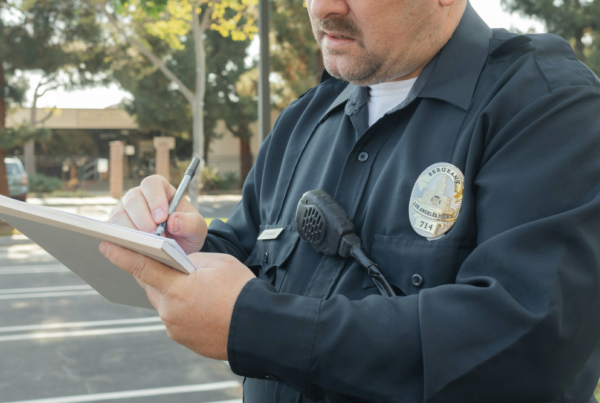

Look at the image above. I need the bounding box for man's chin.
[324,64,381,86]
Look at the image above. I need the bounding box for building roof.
[7,108,138,130]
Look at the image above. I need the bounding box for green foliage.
[29,173,62,193]
[35,129,99,156]
[115,0,258,50]
[170,161,239,191]
[117,0,169,16]
[113,35,194,143]
[113,16,257,158]
[5,0,112,91]
[201,166,239,191]
[204,28,257,143]
[502,0,600,75]
[270,0,322,109]
[0,0,111,149]
[0,125,51,149]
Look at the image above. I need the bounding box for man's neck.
[386,0,467,84]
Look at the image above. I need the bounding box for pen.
[155,157,201,237]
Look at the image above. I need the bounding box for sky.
[25,0,546,110]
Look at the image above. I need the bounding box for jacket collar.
[322,1,492,118]
[417,1,492,110]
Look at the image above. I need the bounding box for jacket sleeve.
[200,129,275,264]
[226,86,600,403]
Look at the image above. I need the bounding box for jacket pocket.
[244,225,301,289]
[362,234,476,296]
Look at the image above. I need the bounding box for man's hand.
[99,242,256,360]
[108,175,208,254]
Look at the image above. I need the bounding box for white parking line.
[0,267,71,276]
[0,324,167,342]
[0,266,70,275]
[0,290,98,300]
[0,317,162,333]
[2,382,241,403]
[0,285,92,295]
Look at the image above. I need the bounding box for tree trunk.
[574,28,585,61]
[188,6,210,207]
[0,61,9,197]
[24,89,39,176]
[204,135,210,164]
[102,4,212,205]
[240,136,252,185]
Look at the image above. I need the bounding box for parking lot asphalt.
[0,197,243,403]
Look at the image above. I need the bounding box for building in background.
[5,107,269,195]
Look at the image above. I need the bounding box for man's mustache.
[315,18,362,39]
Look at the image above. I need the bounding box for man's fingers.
[167,211,207,238]
[187,252,239,270]
[121,187,157,233]
[99,242,183,294]
[108,202,137,230]
[140,175,176,224]
[145,285,162,310]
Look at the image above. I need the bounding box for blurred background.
[1,0,596,202]
[0,0,599,402]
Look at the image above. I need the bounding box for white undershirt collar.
[367,78,418,127]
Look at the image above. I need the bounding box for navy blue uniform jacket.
[201,3,600,402]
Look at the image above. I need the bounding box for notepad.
[0,195,196,310]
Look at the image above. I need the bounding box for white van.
[4,157,28,201]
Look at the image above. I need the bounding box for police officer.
[101,0,600,401]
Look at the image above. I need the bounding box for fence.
[27,155,149,196]
[22,154,252,197]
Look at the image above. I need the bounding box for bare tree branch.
[37,84,60,99]
[99,4,196,104]
[225,122,240,137]
[37,107,57,125]
[200,5,212,31]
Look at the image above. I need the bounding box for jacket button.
[264,252,269,264]
[411,274,424,288]
[265,374,279,381]
[358,152,369,162]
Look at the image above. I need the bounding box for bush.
[201,166,239,191]
[29,174,62,193]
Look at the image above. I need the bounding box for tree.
[112,34,195,145]
[23,74,61,175]
[110,14,257,184]
[204,29,257,183]
[96,0,257,208]
[0,0,110,196]
[270,0,323,109]
[502,0,600,74]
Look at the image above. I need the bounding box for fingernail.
[173,217,182,233]
[154,208,165,221]
[100,243,108,255]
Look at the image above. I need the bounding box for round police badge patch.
[409,163,464,239]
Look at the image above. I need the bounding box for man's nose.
[308,0,350,20]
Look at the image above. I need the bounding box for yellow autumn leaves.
[123,0,258,50]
